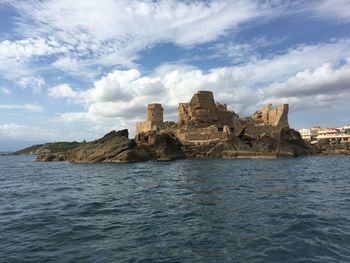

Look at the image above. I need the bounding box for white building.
[298,128,320,141]
[316,128,350,143]
[338,124,350,134]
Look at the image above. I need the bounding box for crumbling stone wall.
[176,126,229,142]
[136,121,155,134]
[252,103,289,128]
[178,91,239,128]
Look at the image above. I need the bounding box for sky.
[0,0,350,150]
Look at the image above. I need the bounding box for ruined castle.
[136,91,289,143]
[251,103,289,128]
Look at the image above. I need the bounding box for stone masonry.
[136,103,164,134]
[178,91,239,128]
[251,103,289,128]
[135,91,290,144]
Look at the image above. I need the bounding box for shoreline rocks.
[32,126,322,163]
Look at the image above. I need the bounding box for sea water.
[1,155,349,262]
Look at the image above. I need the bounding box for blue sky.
[0,0,350,150]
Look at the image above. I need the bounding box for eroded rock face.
[36,130,133,163]
[36,124,311,163]
[36,125,310,163]
[37,129,186,163]
[66,130,132,163]
[136,131,186,160]
[308,140,350,155]
[178,91,240,128]
[188,127,308,158]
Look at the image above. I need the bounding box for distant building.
[298,125,350,143]
[317,128,339,137]
[316,128,350,143]
[338,125,350,134]
[298,127,320,141]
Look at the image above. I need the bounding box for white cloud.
[0,104,44,112]
[0,38,64,89]
[0,122,62,141]
[51,56,78,71]
[17,76,46,93]
[0,123,27,138]
[5,0,277,73]
[312,0,350,22]
[0,87,11,95]
[0,24,64,85]
[50,39,350,132]
[0,0,348,92]
[0,38,65,60]
[85,69,141,102]
[261,62,350,109]
[0,121,114,142]
[48,83,79,99]
[59,112,96,122]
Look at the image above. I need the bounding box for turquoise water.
[1,155,350,262]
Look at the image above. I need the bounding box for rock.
[35,126,312,163]
[37,152,67,162]
[112,148,151,163]
[276,127,309,156]
[308,141,350,155]
[36,129,187,163]
[65,130,131,163]
[136,131,186,160]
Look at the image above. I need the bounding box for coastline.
[9,129,349,164]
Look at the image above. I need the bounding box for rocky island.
[28,90,316,163]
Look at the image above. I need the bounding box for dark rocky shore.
[14,128,349,163]
[31,127,306,163]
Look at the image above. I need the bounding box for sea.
[0,155,349,263]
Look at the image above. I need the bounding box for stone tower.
[136,103,164,134]
[147,103,163,124]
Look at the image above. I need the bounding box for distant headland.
[14,90,350,162]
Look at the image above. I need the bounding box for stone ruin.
[251,103,289,128]
[136,103,164,134]
[136,90,290,143]
[178,91,240,128]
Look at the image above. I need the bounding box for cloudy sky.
[0,0,350,149]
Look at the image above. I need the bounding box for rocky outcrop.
[32,89,319,163]
[135,131,186,160]
[36,129,186,163]
[307,140,350,155]
[13,144,43,155]
[179,127,309,159]
[34,126,350,163]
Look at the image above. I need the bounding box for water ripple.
[0,155,350,262]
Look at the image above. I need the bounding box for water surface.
[1,155,350,262]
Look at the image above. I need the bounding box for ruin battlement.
[178,90,240,128]
[251,103,289,128]
[136,91,290,143]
